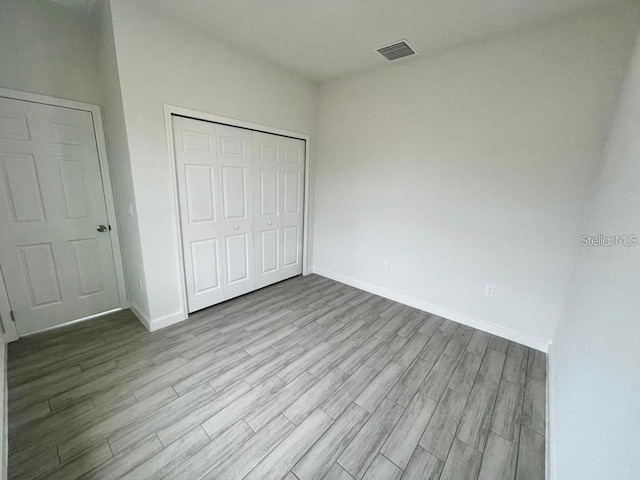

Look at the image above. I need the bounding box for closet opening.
[167,110,309,314]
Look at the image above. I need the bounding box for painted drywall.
[0,0,101,105]
[549,28,640,480]
[94,0,149,320]
[107,0,319,326]
[313,4,640,346]
[0,333,5,480]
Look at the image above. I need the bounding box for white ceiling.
[55,0,629,81]
[140,0,628,83]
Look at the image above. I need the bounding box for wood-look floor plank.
[439,438,482,480]
[475,350,506,391]
[466,330,491,357]
[380,392,437,469]
[366,335,408,371]
[527,349,546,382]
[522,377,546,436]
[456,383,497,453]
[293,403,369,480]
[448,351,483,396]
[156,379,251,446]
[201,375,285,438]
[339,337,384,374]
[419,354,459,401]
[80,433,163,480]
[41,440,112,480]
[490,380,524,444]
[393,333,430,368]
[401,446,444,480]
[503,343,528,386]
[516,427,545,480]
[108,383,215,454]
[321,364,379,419]
[324,463,357,480]
[7,275,546,480]
[477,432,518,480]
[244,409,333,480]
[418,330,452,367]
[488,335,509,354]
[419,388,467,460]
[417,315,444,338]
[119,427,210,480]
[337,399,404,479]
[8,444,59,480]
[387,358,433,408]
[162,420,254,480]
[362,454,402,480]
[244,372,318,431]
[284,368,350,425]
[57,387,177,462]
[205,415,295,480]
[308,340,359,378]
[355,361,405,413]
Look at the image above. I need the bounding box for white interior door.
[173,116,224,312]
[253,132,305,287]
[218,124,256,300]
[0,97,120,334]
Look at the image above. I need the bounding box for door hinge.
[10,310,15,322]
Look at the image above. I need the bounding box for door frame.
[0,87,129,341]
[164,104,312,317]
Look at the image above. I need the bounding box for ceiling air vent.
[376,40,417,61]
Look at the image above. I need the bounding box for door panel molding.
[0,87,129,341]
[165,105,310,322]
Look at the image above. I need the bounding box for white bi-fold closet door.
[173,116,305,313]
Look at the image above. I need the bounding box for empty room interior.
[1,0,640,479]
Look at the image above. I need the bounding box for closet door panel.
[253,132,283,287]
[280,136,305,278]
[173,117,224,312]
[218,124,255,300]
[253,132,304,288]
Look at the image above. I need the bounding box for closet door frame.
[164,105,311,318]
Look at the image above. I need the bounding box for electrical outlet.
[138,278,144,291]
[379,259,389,270]
[484,284,496,297]
[128,203,134,217]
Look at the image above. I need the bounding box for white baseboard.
[147,311,188,332]
[312,266,551,353]
[130,305,187,332]
[129,304,151,330]
[546,345,556,480]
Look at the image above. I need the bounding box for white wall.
[313,4,639,348]
[94,0,149,319]
[108,0,319,327]
[549,28,640,480]
[0,0,101,105]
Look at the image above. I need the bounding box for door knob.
[97,225,108,232]
[268,221,273,226]
[234,225,239,230]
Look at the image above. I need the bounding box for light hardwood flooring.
[7,274,546,480]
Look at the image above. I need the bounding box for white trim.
[0,265,18,343]
[130,303,185,332]
[130,304,151,330]
[0,87,130,340]
[312,266,551,352]
[546,345,556,480]
[163,104,312,322]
